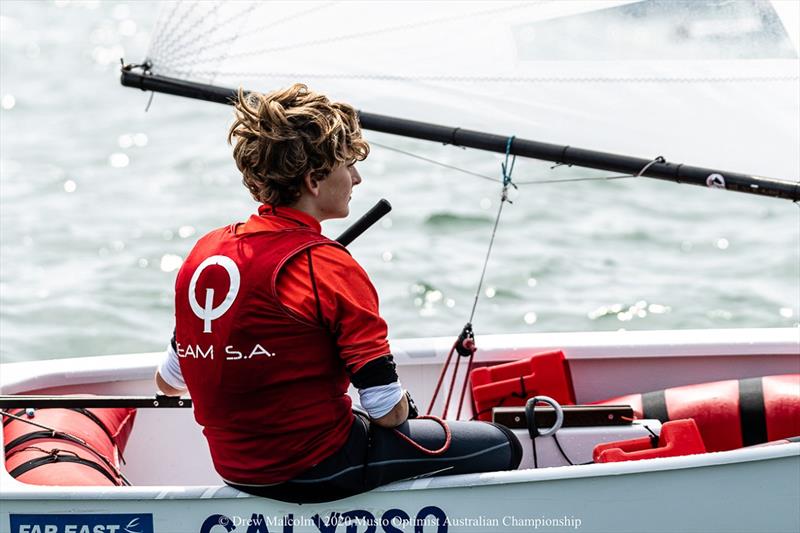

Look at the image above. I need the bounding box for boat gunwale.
[0,442,797,500]
[1,327,797,394]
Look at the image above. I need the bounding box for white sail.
[145,0,800,179]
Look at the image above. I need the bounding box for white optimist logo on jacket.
[188,255,240,333]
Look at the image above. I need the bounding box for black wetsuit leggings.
[227,414,523,503]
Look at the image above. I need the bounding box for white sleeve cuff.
[358,381,404,419]
[157,340,186,390]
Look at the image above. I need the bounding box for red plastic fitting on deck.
[593,418,706,463]
[469,350,576,421]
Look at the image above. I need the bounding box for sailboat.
[2,1,799,532]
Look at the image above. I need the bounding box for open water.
[1,1,798,363]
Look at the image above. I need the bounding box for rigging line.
[468,194,508,322]
[515,175,637,185]
[178,1,541,65]
[153,1,225,68]
[440,137,517,419]
[518,156,663,184]
[151,68,800,85]
[162,1,340,70]
[469,186,507,324]
[371,140,643,186]
[467,136,516,324]
[144,91,155,112]
[370,141,501,183]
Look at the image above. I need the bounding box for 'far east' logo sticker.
[9,513,154,533]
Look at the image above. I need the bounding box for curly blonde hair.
[228,83,369,206]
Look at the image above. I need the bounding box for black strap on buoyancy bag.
[3,408,116,445]
[739,377,768,447]
[7,447,120,485]
[638,378,769,447]
[67,408,118,446]
[641,390,669,422]
[1,409,130,485]
[4,429,94,455]
[2,409,27,426]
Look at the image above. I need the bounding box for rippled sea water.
[1,1,798,363]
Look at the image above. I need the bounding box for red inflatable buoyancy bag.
[3,407,136,486]
[595,374,800,452]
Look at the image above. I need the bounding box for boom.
[120,65,800,202]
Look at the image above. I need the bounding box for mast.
[120,65,800,202]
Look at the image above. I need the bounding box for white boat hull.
[3,446,798,533]
[1,328,798,533]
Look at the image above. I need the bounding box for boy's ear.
[302,172,320,197]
